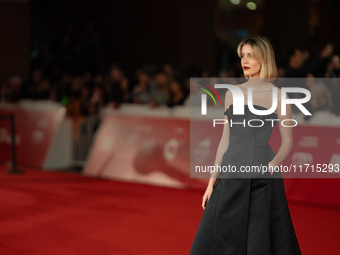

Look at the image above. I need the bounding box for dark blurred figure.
[132,72,151,104]
[284,47,307,77]
[31,43,57,80]
[285,43,334,78]
[106,65,123,108]
[325,55,340,78]
[216,33,237,77]
[1,75,24,103]
[79,86,91,116]
[162,63,182,83]
[167,81,186,108]
[34,79,52,100]
[29,69,52,100]
[327,57,340,115]
[89,75,105,114]
[82,71,94,89]
[283,44,335,114]
[28,68,43,98]
[120,77,132,103]
[150,72,170,107]
[55,72,73,105]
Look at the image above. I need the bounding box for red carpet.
[0,166,339,255]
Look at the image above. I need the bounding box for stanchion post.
[6,114,23,174]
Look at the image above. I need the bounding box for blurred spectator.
[106,66,123,108]
[1,75,24,103]
[79,86,91,116]
[132,72,151,104]
[120,77,132,103]
[285,47,306,77]
[34,79,51,100]
[150,72,170,107]
[89,76,105,114]
[162,64,182,83]
[325,55,340,78]
[285,44,334,78]
[66,90,82,120]
[4,19,340,122]
[305,79,332,115]
[29,69,52,100]
[28,68,43,97]
[57,73,73,105]
[167,81,186,108]
[83,71,93,89]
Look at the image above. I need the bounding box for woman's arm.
[206,119,230,187]
[202,90,231,209]
[268,90,293,174]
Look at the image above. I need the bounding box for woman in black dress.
[189,36,302,255]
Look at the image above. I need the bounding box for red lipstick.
[243,66,250,70]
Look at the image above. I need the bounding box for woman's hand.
[268,160,279,175]
[202,186,213,210]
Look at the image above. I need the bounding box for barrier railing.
[72,115,101,167]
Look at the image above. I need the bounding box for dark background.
[0,0,339,80]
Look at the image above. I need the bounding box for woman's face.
[240,44,261,78]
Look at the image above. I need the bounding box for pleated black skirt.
[189,172,301,255]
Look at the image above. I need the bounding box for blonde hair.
[237,36,277,79]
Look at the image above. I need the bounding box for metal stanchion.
[0,114,24,174]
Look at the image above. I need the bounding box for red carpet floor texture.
[0,167,339,255]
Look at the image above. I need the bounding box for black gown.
[189,104,301,255]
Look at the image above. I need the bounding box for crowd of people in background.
[1,23,340,120]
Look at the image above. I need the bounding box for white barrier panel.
[84,113,206,189]
[85,105,340,207]
[0,100,72,169]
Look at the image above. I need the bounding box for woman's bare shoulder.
[237,82,248,88]
[224,89,233,109]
